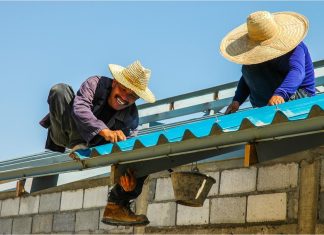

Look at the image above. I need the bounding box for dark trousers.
[108,176,147,205]
[47,83,84,149]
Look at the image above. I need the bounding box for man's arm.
[272,45,306,102]
[72,76,125,143]
[225,76,250,114]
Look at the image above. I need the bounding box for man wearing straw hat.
[220,11,316,114]
[40,60,155,226]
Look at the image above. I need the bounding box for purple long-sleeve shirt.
[72,76,139,145]
[233,42,315,107]
[72,76,109,142]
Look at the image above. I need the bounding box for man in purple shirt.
[219,11,315,114]
[40,60,155,226]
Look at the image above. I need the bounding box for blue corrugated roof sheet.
[74,94,324,159]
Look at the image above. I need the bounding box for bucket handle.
[195,178,207,199]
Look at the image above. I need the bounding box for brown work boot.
[101,202,149,226]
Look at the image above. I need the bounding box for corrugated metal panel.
[73,93,324,159]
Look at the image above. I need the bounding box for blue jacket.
[233,42,315,107]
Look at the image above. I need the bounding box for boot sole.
[101,218,150,226]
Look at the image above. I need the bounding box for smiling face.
[108,80,140,110]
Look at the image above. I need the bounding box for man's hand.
[119,169,137,192]
[99,128,126,143]
[268,95,285,106]
[225,101,240,114]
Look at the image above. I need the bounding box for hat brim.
[220,12,309,65]
[109,64,156,103]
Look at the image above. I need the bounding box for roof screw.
[275,104,280,111]
[215,115,219,123]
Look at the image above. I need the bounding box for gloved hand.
[119,169,137,192]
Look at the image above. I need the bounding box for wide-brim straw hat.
[109,60,156,103]
[220,11,309,65]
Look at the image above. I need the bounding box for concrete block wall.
[146,162,299,229]
[0,185,133,234]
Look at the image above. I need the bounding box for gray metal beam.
[314,60,324,68]
[316,76,324,86]
[139,97,232,124]
[0,151,63,166]
[137,82,238,109]
[0,153,71,172]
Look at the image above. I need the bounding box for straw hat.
[220,11,309,65]
[108,60,156,103]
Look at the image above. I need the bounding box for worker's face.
[108,80,139,110]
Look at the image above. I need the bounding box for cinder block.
[135,178,157,216]
[75,210,99,232]
[258,163,298,191]
[32,214,53,234]
[287,191,298,220]
[53,212,75,232]
[83,186,108,208]
[247,193,287,222]
[60,189,83,211]
[320,159,324,190]
[177,200,209,225]
[210,197,246,224]
[12,217,32,234]
[19,195,40,215]
[99,208,133,233]
[0,218,12,234]
[154,177,174,201]
[220,167,257,195]
[39,192,61,213]
[1,198,20,217]
[146,178,157,203]
[207,172,220,196]
[319,192,324,221]
[147,202,176,227]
